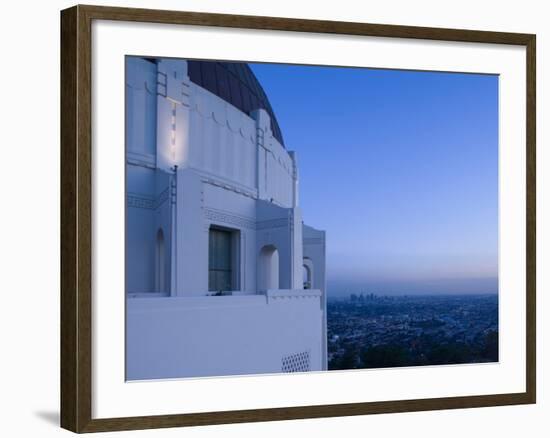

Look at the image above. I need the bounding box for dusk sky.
[250,63,499,296]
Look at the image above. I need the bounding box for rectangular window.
[208,227,238,292]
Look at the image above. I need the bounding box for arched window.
[303,258,314,290]
[303,265,311,289]
[258,245,279,291]
[155,228,166,293]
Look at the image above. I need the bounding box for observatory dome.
[187,60,284,146]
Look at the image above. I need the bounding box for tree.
[482,330,499,361]
[332,347,359,370]
[360,344,410,368]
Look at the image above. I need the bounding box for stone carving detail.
[127,193,155,210]
[127,187,170,211]
[203,208,290,231]
[204,208,256,230]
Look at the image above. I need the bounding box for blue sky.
[250,63,499,296]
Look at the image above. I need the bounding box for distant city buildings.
[327,294,498,369]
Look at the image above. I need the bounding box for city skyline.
[327,293,498,369]
[251,63,499,296]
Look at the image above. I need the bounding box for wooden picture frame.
[60,4,536,433]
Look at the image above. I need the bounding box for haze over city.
[251,63,498,296]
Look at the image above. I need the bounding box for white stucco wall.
[303,224,328,369]
[170,166,305,296]
[155,59,191,172]
[253,108,296,208]
[126,290,324,380]
[125,57,157,160]
[186,82,258,191]
[256,200,304,290]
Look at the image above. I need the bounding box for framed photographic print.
[60,4,536,433]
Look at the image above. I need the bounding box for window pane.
[209,228,233,291]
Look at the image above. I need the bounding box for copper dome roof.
[187,60,285,146]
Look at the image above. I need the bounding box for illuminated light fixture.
[170,102,176,160]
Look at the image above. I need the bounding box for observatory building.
[125,57,327,379]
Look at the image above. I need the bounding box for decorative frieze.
[204,208,256,230]
[127,187,170,211]
[127,193,155,210]
[203,208,291,232]
[265,289,322,304]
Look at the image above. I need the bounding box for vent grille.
[281,351,311,373]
